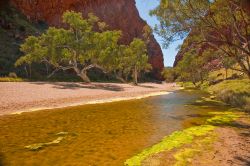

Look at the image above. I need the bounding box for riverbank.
[0,86,249,165]
[125,97,250,166]
[0,82,178,116]
[208,79,250,112]
[178,79,250,112]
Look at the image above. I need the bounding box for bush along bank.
[178,79,250,112]
[208,79,250,112]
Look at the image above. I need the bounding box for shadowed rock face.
[0,0,9,9]
[10,0,164,79]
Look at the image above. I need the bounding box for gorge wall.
[10,0,164,79]
[174,1,250,67]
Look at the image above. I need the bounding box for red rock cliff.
[10,0,164,79]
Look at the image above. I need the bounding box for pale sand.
[0,82,178,116]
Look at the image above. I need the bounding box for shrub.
[8,72,17,78]
[0,77,24,82]
[208,79,250,111]
[217,90,246,106]
[243,97,250,112]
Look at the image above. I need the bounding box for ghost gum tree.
[15,11,152,83]
[176,49,211,85]
[127,38,152,85]
[16,11,120,82]
[102,39,152,85]
[98,25,152,85]
[151,0,250,78]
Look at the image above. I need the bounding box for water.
[0,89,230,166]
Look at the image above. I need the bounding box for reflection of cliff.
[10,0,164,79]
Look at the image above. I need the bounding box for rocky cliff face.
[10,0,164,79]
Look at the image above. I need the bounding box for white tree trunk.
[74,67,91,83]
[78,72,91,83]
[133,66,138,85]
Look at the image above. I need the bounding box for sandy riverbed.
[0,82,178,116]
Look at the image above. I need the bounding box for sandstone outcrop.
[10,0,164,79]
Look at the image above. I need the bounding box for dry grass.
[208,79,250,111]
[0,77,25,82]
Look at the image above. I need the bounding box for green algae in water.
[207,112,240,125]
[125,111,241,166]
[124,125,215,166]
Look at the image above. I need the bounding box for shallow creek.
[0,89,232,166]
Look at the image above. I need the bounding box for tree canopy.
[16,11,151,84]
[151,0,250,78]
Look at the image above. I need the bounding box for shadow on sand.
[138,85,157,89]
[233,121,250,166]
[30,82,125,91]
[234,156,250,166]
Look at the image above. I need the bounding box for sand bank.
[0,82,178,115]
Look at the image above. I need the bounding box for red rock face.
[10,0,164,79]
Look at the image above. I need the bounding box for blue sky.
[135,0,184,67]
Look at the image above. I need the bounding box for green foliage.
[177,82,195,88]
[15,11,151,83]
[208,79,250,94]
[129,39,151,70]
[151,0,250,78]
[15,11,123,82]
[107,38,151,84]
[221,57,236,71]
[175,50,208,85]
[127,38,152,84]
[15,36,47,66]
[162,67,177,82]
[151,0,211,48]
[208,79,250,111]
[208,66,247,84]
